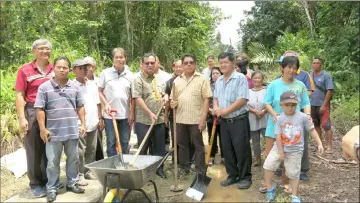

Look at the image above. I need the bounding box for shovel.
[110,109,126,169]
[129,101,165,168]
[186,117,219,201]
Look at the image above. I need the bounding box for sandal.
[258,184,267,193]
[291,195,302,203]
[265,183,277,202]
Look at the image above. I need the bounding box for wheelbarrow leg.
[149,180,159,203]
[102,174,108,201]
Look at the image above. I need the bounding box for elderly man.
[98,48,134,157]
[132,53,168,179]
[214,52,252,189]
[202,55,216,80]
[15,39,55,197]
[170,53,212,177]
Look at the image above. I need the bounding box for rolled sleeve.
[15,69,27,92]
[131,77,142,99]
[34,86,46,109]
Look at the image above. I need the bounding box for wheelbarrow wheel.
[104,189,122,203]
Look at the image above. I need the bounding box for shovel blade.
[113,153,126,169]
[185,173,211,201]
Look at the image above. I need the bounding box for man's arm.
[16,91,28,132]
[36,108,51,143]
[199,98,209,131]
[77,106,86,136]
[135,98,156,122]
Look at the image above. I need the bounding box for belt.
[221,112,248,123]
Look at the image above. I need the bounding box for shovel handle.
[129,101,165,167]
[110,109,122,154]
[205,117,219,164]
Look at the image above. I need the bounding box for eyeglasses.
[144,62,155,66]
[36,47,51,51]
[183,61,195,65]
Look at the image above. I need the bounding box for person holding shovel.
[170,53,212,177]
[132,53,168,179]
[213,52,252,190]
[98,48,134,157]
[72,59,101,186]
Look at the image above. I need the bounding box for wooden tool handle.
[205,117,218,164]
[172,82,179,185]
[112,119,122,153]
[129,101,165,167]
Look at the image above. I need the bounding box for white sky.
[208,1,255,47]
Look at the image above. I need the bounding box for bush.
[331,93,359,135]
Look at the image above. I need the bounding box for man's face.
[172,60,183,76]
[73,65,88,80]
[183,57,196,75]
[207,58,215,68]
[219,57,234,75]
[142,56,156,76]
[281,102,297,115]
[32,43,51,61]
[86,63,96,78]
[311,59,322,71]
[54,59,70,80]
[113,51,126,69]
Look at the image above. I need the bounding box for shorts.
[263,147,303,180]
[311,106,332,131]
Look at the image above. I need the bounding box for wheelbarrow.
[85,154,163,203]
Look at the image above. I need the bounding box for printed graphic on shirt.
[280,122,302,146]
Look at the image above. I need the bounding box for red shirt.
[15,60,53,103]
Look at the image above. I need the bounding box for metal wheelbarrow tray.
[85,154,162,202]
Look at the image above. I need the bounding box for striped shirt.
[214,71,249,119]
[34,79,84,141]
[170,72,212,124]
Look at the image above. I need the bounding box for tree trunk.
[300,0,316,38]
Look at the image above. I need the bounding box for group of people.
[15,38,335,203]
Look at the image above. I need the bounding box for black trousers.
[95,128,104,161]
[135,122,166,159]
[24,103,48,188]
[170,120,195,163]
[207,122,223,158]
[220,115,252,181]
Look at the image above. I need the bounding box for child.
[263,91,324,203]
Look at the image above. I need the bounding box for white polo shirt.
[98,67,134,119]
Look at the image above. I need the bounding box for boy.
[35,56,86,202]
[263,91,324,203]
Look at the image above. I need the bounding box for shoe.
[237,180,252,189]
[291,195,302,203]
[265,183,277,202]
[66,184,85,194]
[156,169,166,179]
[31,186,46,198]
[220,176,239,187]
[253,157,261,166]
[84,172,97,180]
[178,168,190,178]
[300,172,309,181]
[78,175,88,186]
[56,182,64,190]
[46,191,56,203]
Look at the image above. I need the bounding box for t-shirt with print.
[274,111,314,152]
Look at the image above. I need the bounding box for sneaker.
[84,172,97,180]
[78,174,88,186]
[31,186,46,198]
[291,195,302,203]
[265,184,277,202]
[46,191,56,202]
[300,172,309,181]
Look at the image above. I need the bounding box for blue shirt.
[262,78,310,138]
[214,71,249,119]
[275,70,314,91]
[310,71,334,106]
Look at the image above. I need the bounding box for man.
[35,56,85,202]
[236,53,254,78]
[98,48,134,157]
[15,39,54,197]
[310,58,334,154]
[170,53,212,177]
[213,52,252,189]
[202,55,215,80]
[83,56,105,161]
[154,56,172,85]
[132,53,168,179]
[164,59,195,164]
[72,59,101,186]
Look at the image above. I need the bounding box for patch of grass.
[275,191,291,202]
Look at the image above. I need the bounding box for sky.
[208,1,255,48]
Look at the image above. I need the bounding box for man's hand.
[317,144,324,155]
[164,116,169,128]
[40,128,51,143]
[279,152,285,161]
[170,100,178,109]
[215,108,227,117]
[128,113,134,127]
[198,120,206,132]
[104,103,111,116]
[19,118,28,133]
[98,119,105,131]
[148,111,157,123]
[319,104,326,114]
[209,108,216,116]
[79,124,86,137]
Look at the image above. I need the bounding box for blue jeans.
[46,139,79,192]
[104,118,130,157]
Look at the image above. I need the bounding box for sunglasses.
[144,62,155,66]
[183,61,195,65]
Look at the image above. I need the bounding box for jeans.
[46,139,79,192]
[104,118,130,157]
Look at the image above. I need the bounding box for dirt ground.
[1,130,359,202]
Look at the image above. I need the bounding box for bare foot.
[281,184,292,194]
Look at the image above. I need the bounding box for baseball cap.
[72,59,89,68]
[280,91,298,104]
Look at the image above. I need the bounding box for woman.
[207,67,223,165]
[235,59,253,89]
[248,71,268,166]
[259,56,311,193]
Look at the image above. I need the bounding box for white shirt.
[74,79,101,132]
[155,70,172,85]
[202,67,211,80]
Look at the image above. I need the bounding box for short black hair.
[218,52,235,62]
[142,53,156,63]
[235,59,248,75]
[312,57,324,64]
[207,55,215,60]
[281,56,300,69]
[53,56,71,68]
[182,53,197,63]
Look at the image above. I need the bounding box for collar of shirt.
[30,59,53,74]
[112,66,129,76]
[218,70,238,83]
[140,71,155,80]
[180,71,201,80]
[73,78,86,86]
[50,78,72,88]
